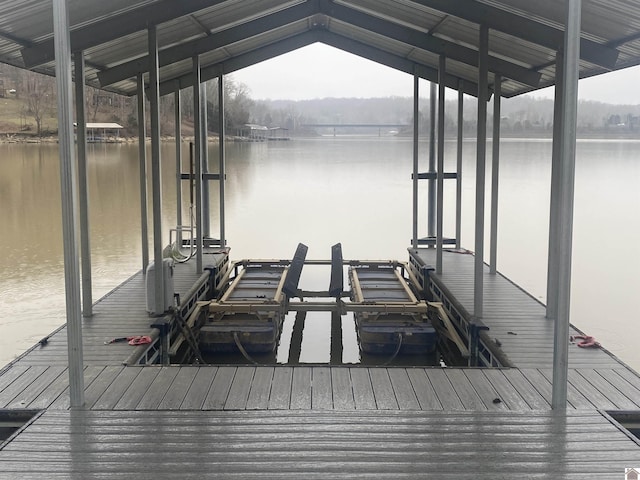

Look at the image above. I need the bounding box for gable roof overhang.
[0,0,638,99]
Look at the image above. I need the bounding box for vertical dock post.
[552,0,581,410]
[74,51,93,317]
[474,25,489,318]
[137,73,149,273]
[428,82,436,239]
[193,56,203,274]
[53,0,84,407]
[547,51,564,321]
[489,75,502,274]
[455,84,463,250]
[148,25,165,315]
[175,87,183,247]
[436,55,446,274]
[412,71,419,249]
[218,74,226,247]
[201,81,210,238]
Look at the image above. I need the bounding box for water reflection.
[1,138,639,369]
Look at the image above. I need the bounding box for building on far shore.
[74,122,124,142]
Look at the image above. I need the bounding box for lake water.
[0,137,639,370]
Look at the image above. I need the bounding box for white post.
[489,75,502,274]
[436,55,446,274]
[552,0,581,410]
[412,71,419,249]
[218,75,227,247]
[547,51,564,321]
[428,82,437,239]
[148,25,165,315]
[193,56,203,273]
[474,25,489,318]
[74,51,92,317]
[137,73,149,273]
[455,85,463,249]
[175,87,182,247]
[201,81,210,238]
[53,0,84,407]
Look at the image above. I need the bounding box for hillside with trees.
[1,62,639,139]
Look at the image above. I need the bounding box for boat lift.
[168,243,467,363]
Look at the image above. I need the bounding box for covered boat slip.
[3,0,640,477]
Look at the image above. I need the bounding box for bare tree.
[24,71,54,135]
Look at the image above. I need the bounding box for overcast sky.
[233,43,640,105]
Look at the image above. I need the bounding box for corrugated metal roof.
[0,0,638,98]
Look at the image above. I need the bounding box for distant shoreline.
[0,131,638,144]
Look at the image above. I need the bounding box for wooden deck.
[1,409,640,479]
[9,255,223,367]
[2,364,640,412]
[410,248,624,369]
[2,251,640,477]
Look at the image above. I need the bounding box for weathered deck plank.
[180,366,217,410]
[311,367,333,410]
[411,249,624,369]
[350,367,376,410]
[1,409,639,479]
[331,367,355,410]
[406,368,442,410]
[290,366,312,410]
[268,366,292,409]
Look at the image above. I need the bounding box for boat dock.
[2,250,640,477]
[2,0,640,477]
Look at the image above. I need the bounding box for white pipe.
[53,0,84,407]
[552,0,581,410]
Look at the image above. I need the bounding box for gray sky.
[233,43,640,104]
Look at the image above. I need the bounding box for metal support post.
[218,75,226,247]
[193,56,204,273]
[74,51,92,317]
[175,87,182,246]
[547,50,564,320]
[148,25,165,315]
[552,0,581,410]
[137,74,149,273]
[201,81,210,238]
[456,84,464,249]
[436,55,446,274]
[412,71,419,249]
[474,25,489,318]
[469,324,480,367]
[53,0,84,407]
[489,75,502,274]
[428,82,437,239]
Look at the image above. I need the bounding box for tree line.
[1,63,639,137]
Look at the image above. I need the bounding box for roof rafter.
[158,30,323,96]
[155,27,483,98]
[98,1,318,87]
[21,0,229,67]
[406,0,619,69]
[316,30,482,97]
[320,0,541,87]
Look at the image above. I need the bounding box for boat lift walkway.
[2,257,640,477]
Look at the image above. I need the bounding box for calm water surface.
[0,137,639,369]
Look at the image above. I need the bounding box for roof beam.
[99,2,317,87]
[407,0,619,69]
[21,0,229,68]
[320,0,542,87]
[157,28,483,98]
[158,30,323,96]
[316,30,482,97]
